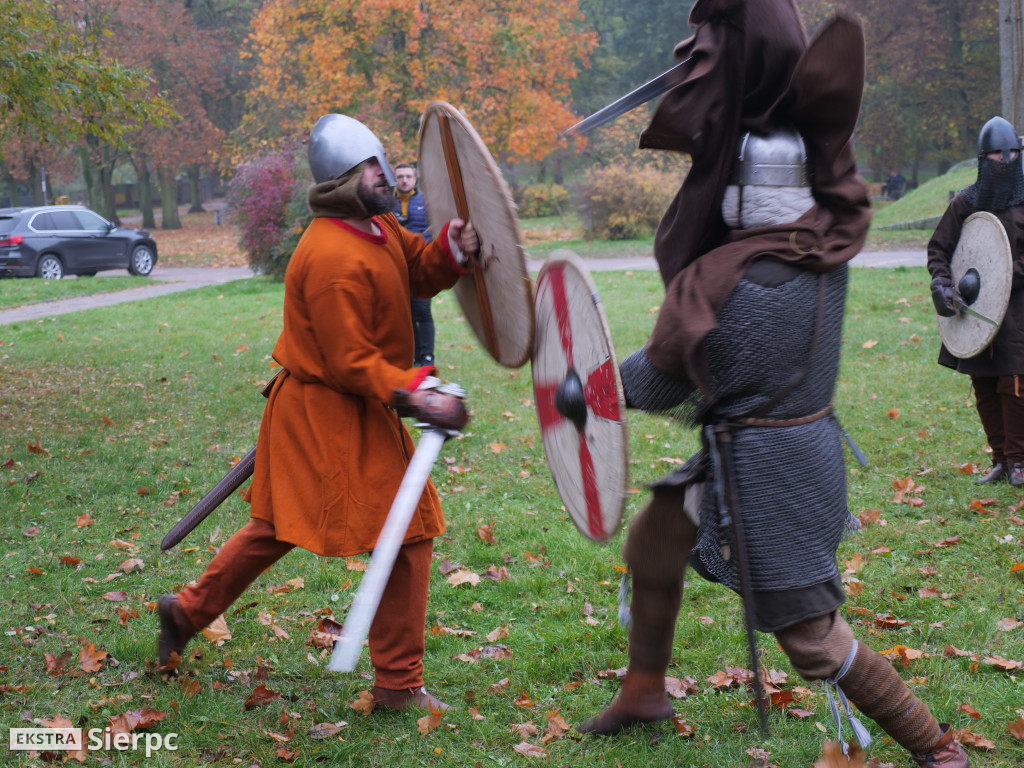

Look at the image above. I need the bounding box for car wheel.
[37,254,64,279]
[129,245,155,276]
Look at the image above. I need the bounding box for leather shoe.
[911,723,969,767]
[975,462,1006,484]
[370,686,450,711]
[578,670,675,735]
[157,594,197,673]
[1011,463,1024,487]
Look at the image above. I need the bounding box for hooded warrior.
[928,116,1024,489]
[157,114,480,712]
[578,1,968,765]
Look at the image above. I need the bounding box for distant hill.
[870,162,975,230]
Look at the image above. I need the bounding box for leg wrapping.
[837,643,941,754]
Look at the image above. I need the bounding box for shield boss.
[937,211,1013,359]
[418,101,534,368]
[532,251,628,542]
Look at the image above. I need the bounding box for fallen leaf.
[512,721,539,737]
[200,615,232,646]
[446,568,480,587]
[102,591,128,602]
[476,522,497,545]
[983,655,1022,670]
[118,558,144,574]
[417,704,443,735]
[665,676,699,699]
[814,740,866,767]
[79,643,109,673]
[308,722,347,739]
[958,703,981,719]
[512,742,547,758]
[486,625,509,643]
[351,690,375,716]
[243,684,283,710]
[44,651,72,675]
[1008,717,1024,739]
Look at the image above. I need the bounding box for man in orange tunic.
[158,114,478,712]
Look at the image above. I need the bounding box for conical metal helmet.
[977,116,1020,162]
[307,114,396,186]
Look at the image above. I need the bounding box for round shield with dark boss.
[938,211,1013,358]
[418,101,534,368]
[532,251,628,542]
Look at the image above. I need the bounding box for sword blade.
[953,299,999,326]
[562,58,690,138]
[327,427,448,672]
[160,447,257,550]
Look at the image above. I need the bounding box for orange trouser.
[177,517,432,690]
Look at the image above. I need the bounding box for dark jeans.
[411,297,435,365]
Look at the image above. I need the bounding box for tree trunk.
[79,146,103,211]
[100,164,118,223]
[158,167,182,229]
[1000,0,1024,130]
[132,155,157,230]
[28,162,44,206]
[187,164,205,213]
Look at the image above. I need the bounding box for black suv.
[0,205,158,279]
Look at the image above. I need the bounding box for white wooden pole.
[327,427,447,672]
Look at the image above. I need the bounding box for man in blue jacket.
[392,163,436,367]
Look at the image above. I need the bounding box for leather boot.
[911,724,969,767]
[975,462,1006,484]
[370,686,450,711]
[577,670,674,734]
[157,594,197,673]
[1010,463,1024,487]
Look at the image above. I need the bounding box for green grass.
[870,164,976,229]
[0,269,1021,767]
[0,275,154,310]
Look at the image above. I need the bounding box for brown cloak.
[641,0,871,394]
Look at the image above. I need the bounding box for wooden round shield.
[418,101,534,368]
[938,212,1013,358]
[532,251,628,542]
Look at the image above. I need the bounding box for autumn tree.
[51,0,224,227]
[0,0,167,159]
[236,0,597,169]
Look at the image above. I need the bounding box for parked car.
[0,204,157,279]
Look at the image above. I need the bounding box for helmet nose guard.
[978,116,1020,162]
[308,114,397,187]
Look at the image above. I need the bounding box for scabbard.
[160,446,256,551]
[706,422,770,736]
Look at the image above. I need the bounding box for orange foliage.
[240,0,597,164]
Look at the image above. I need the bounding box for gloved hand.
[930,276,956,317]
[391,384,469,431]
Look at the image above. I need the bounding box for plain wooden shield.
[532,251,628,542]
[418,101,534,368]
[938,212,1013,358]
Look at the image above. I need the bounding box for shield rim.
[938,211,1013,358]
[418,100,534,368]
[532,249,628,542]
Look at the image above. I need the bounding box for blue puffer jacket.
[392,191,432,241]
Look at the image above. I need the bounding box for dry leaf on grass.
[814,740,866,767]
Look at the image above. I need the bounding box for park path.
[0,250,926,326]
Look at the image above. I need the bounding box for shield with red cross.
[531,251,628,542]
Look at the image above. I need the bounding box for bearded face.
[357,177,394,216]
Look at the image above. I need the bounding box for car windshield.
[0,216,16,234]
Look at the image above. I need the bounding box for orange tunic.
[246,214,463,556]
